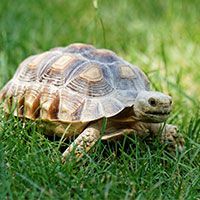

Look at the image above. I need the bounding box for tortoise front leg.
[62,125,100,162]
[149,123,185,152]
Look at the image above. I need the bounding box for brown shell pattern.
[0,43,150,122]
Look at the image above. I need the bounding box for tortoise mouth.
[135,109,171,123]
[144,110,171,116]
[142,110,171,122]
[134,109,171,122]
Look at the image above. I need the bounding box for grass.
[0,0,200,199]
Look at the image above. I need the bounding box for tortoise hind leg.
[62,125,100,162]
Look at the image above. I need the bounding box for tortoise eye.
[148,98,157,107]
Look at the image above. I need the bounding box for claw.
[177,145,185,153]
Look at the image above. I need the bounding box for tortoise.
[0,43,184,161]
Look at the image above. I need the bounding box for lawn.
[0,0,199,199]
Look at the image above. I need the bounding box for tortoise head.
[134,91,172,123]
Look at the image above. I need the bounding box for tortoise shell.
[0,43,150,122]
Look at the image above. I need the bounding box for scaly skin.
[62,125,100,162]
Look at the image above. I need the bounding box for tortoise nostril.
[148,97,157,107]
[169,99,172,105]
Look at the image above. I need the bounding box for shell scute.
[23,84,41,119]
[39,54,86,86]
[58,90,85,121]
[16,51,62,82]
[66,62,113,97]
[79,64,103,82]
[119,64,136,79]
[80,100,102,122]
[40,89,59,120]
